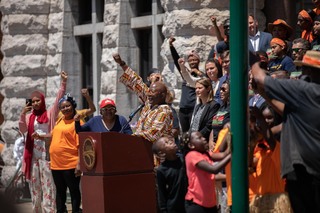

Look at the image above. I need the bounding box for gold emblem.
[82,137,96,170]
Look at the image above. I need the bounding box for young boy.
[152,136,187,213]
[268,38,296,74]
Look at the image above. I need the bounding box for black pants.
[52,169,81,213]
[185,200,217,213]
[285,164,320,213]
[179,108,194,133]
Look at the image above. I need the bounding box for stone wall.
[0,0,267,184]
[160,0,265,108]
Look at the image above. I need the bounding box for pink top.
[185,151,216,208]
[19,81,67,135]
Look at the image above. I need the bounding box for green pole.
[230,0,249,212]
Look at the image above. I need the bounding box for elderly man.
[251,50,320,213]
[112,53,173,143]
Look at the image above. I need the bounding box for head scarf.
[270,38,286,47]
[299,10,313,23]
[23,91,48,180]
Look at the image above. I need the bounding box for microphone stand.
[119,104,145,133]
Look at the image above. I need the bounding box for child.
[249,105,292,212]
[152,136,187,213]
[267,38,296,74]
[184,131,231,213]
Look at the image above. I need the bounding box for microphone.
[119,103,145,134]
[129,104,145,120]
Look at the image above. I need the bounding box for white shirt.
[249,31,260,52]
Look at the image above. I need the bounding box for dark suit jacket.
[191,100,220,141]
[248,31,272,53]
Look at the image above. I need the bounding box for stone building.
[0,0,314,182]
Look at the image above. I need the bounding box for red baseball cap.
[100,98,116,109]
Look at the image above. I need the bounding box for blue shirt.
[75,115,133,135]
[268,55,296,73]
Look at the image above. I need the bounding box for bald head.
[148,82,167,106]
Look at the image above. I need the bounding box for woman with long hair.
[189,78,220,141]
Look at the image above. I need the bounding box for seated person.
[268,38,296,74]
[75,98,132,134]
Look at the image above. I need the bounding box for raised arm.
[210,16,224,42]
[197,153,231,174]
[251,62,284,115]
[48,71,68,131]
[19,104,33,134]
[178,58,199,87]
[81,88,96,117]
[113,53,149,103]
[169,36,181,72]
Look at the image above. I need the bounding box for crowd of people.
[12,2,320,213]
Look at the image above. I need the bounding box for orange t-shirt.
[254,141,285,194]
[213,128,229,153]
[50,118,84,170]
[226,142,259,206]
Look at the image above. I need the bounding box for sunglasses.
[292,48,306,53]
[220,87,227,92]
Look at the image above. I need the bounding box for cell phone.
[26,99,32,106]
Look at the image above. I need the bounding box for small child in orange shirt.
[249,105,292,212]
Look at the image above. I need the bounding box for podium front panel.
[81,173,157,213]
[79,132,154,174]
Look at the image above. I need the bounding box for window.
[74,0,104,112]
[131,0,165,81]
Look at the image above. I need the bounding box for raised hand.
[112,53,123,65]
[81,88,89,98]
[74,113,81,122]
[61,71,68,82]
[178,58,185,65]
[210,16,218,25]
[22,102,32,115]
[169,36,176,46]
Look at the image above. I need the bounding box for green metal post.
[230,0,249,212]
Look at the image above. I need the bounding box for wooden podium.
[79,132,157,213]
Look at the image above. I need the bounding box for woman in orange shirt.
[50,95,83,213]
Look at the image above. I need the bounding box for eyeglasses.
[101,107,116,112]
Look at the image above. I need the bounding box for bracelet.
[120,61,126,66]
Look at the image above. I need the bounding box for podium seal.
[82,137,96,170]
